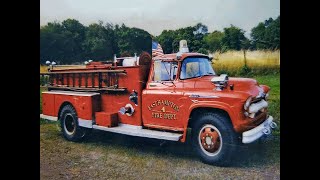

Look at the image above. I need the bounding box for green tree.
[61,19,87,63]
[40,21,66,64]
[194,23,208,36]
[83,22,117,60]
[221,25,247,50]
[40,20,152,64]
[197,48,208,55]
[156,23,208,53]
[40,19,87,64]
[193,23,208,50]
[251,16,280,50]
[251,22,266,49]
[204,30,225,52]
[156,30,176,53]
[115,24,151,56]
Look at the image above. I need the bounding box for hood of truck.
[228,77,259,93]
[192,76,263,96]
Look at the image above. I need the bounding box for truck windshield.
[180,57,215,79]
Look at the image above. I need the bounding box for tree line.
[40,20,152,64]
[40,16,279,64]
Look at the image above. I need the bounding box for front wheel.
[191,112,239,166]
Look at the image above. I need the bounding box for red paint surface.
[42,93,99,121]
[95,112,118,127]
[42,93,55,116]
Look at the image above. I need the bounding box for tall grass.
[211,50,280,76]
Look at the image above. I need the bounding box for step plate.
[92,124,183,141]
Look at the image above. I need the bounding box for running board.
[92,124,183,141]
[40,114,57,121]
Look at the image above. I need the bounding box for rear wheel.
[60,105,87,142]
[191,112,239,166]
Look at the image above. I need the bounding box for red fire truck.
[40,40,277,166]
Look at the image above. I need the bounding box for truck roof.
[153,52,208,61]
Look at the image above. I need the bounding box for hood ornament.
[211,74,229,91]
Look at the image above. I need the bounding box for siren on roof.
[179,40,189,53]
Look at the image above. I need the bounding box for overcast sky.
[40,0,280,37]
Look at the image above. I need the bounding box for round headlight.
[244,96,252,110]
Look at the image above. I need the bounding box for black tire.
[60,105,86,142]
[191,112,239,166]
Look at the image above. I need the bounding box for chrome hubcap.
[198,124,222,156]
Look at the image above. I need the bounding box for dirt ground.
[40,121,280,180]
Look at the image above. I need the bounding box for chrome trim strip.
[92,123,182,141]
[78,119,93,128]
[189,94,219,98]
[42,91,100,97]
[40,114,57,121]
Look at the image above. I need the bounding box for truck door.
[142,60,187,131]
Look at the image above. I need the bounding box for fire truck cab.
[40,40,277,166]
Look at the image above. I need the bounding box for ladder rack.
[40,69,127,93]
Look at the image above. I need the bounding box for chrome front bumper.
[242,115,277,144]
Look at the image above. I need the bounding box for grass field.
[40,73,280,179]
[212,50,279,68]
[213,51,280,69]
[211,50,280,76]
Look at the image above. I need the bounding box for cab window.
[152,61,178,82]
[180,57,215,79]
